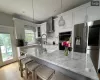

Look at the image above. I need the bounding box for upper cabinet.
[41,22,47,35]
[37,2,100,37]
[74,7,87,25]
[36,26,41,38]
[87,6,100,21]
[36,22,47,38]
[73,2,100,24]
[54,11,73,34]
[63,11,73,28]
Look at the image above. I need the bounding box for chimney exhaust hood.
[46,17,55,33]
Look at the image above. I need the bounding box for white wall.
[0,12,13,27]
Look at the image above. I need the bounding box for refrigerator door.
[87,49,99,72]
[74,23,87,53]
[87,20,100,72]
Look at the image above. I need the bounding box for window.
[25,29,35,43]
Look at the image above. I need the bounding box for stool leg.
[19,60,23,77]
[35,72,37,80]
[18,60,21,71]
[47,72,55,80]
[25,68,28,79]
[32,71,35,80]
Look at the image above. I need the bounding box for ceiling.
[0,0,90,22]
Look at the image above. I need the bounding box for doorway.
[0,25,17,67]
[0,33,13,62]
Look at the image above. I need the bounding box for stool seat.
[18,55,26,60]
[35,65,55,80]
[21,57,32,64]
[25,61,40,80]
[26,61,40,71]
[50,71,73,80]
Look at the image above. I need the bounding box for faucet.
[41,34,47,52]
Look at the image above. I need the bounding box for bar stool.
[25,60,40,80]
[35,65,55,80]
[50,71,73,80]
[18,55,33,77]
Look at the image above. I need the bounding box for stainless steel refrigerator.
[86,20,100,72]
[74,23,87,53]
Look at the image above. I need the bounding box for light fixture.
[58,0,65,27]
[32,0,36,32]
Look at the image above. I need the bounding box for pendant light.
[32,0,36,33]
[58,0,65,26]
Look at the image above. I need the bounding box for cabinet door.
[64,11,73,28]
[87,6,100,21]
[57,11,73,33]
[54,19,59,37]
[36,27,41,38]
[74,23,86,53]
[41,22,46,35]
[74,8,87,24]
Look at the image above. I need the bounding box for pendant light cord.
[59,0,65,26]
[61,0,62,13]
[32,0,34,21]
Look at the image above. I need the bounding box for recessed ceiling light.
[54,10,56,12]
[22,11,25,13]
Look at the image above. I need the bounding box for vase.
[64,47,68,56]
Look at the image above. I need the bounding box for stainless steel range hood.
[46,17,55,33]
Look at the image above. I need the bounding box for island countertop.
[21,46,99,80]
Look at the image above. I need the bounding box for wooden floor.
[98,74,100,80]
[0,62,100,80]
[0,62,23,80]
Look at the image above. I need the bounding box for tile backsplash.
[47,33,59,45]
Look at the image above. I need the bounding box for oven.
[59,32,71,50]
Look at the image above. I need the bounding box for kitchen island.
[21,45,99,80]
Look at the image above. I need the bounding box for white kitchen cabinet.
[36,22,47,38]
[87,6,100,21]
[59,11,73,30]
[54,18,59,37]
[74,7,87,25]
[54,11,73,34]
[41,22,47,35]
[73,2,100,23]
[62,11,73,32]
[36,26,41,38]
[63,11,73,28]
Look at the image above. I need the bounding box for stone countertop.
[21,46,99,80]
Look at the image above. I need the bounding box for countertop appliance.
[74,23,87,53]
[16,39,24,47]
[86,20,100,72]
[59,32,71,50]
